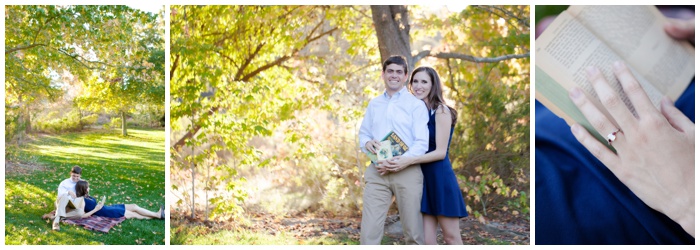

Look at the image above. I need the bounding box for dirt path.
[4,160,46,176]
[240,213,529,245]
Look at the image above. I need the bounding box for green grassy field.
[5,128,165,245]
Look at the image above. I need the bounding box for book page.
[568,5,694,100]
[535,11,661,131]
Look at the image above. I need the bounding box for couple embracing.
[359,55,467,245]
[44,166,164,230]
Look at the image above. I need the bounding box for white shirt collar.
[383,86,408,99]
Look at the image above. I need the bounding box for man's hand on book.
[365,140,381,154]
[568,61,695,237]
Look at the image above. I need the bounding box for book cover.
[66,200,76,209]
[365,131,409,163]
[377,140,393,161]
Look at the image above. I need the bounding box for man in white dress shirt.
[42,166,83,230]
[358,55,430,244]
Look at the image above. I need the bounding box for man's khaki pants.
[360,163,424,245]
[54,194,82,225]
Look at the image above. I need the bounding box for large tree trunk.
[371,6,414,73]
[121,111,128,136]
[23,110,32,134]
[18,95,31,134]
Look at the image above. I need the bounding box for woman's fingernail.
[569,87,582,99]
[585,66,597,77]
[613,61,624,71]
[571,124,583,137]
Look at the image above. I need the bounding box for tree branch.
[445,58,465,104]
[33,14,58,44]
[416,50,529,63]
[412,50,431,62]
[172,106,220,149]
[240,55,291,82]
[170,54,180,81]
[240,25,337,82]
[307,27,338,44]
[10,75,57,100]
[5,43,48,54]
[54,47,145,72]
[474,5,529,28]
[349,6,372,19]
[233,42,265,81]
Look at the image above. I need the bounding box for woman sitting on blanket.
[73,180,164,220]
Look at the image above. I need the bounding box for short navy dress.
[420,108,468,218]
[84,196,126,218]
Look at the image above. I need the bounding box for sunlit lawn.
[5,128,165,245]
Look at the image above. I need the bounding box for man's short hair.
[382,55,408,75]
[71,166,82,175]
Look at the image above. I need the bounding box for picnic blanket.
[63,216,126,233]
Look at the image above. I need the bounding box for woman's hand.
[375,160,390,175]
[384,155,414,174]
[83,202,104,218]
[568,61,695,236]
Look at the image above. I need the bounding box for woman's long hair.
[75,180,91,198]
[408,66,457,127]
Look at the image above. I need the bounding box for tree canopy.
[5,5,165,138]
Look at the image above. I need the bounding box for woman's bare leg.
[437,215,463,245]
[124,210,151,219]
[423,214,439,245]
[124,204,160,219]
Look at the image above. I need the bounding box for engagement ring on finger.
[607,129,622,145]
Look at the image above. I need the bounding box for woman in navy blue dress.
[382,66,468,244]
[75,180,164,220]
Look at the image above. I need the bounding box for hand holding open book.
[365,131,409,163]
[535,5,694,145]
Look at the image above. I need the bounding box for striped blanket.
[63,216,126,233]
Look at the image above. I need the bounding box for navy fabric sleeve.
[535,80,695,244]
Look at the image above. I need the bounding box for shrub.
[33,110,82,133]
[80,114,99,128]
[109,117,123,129]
